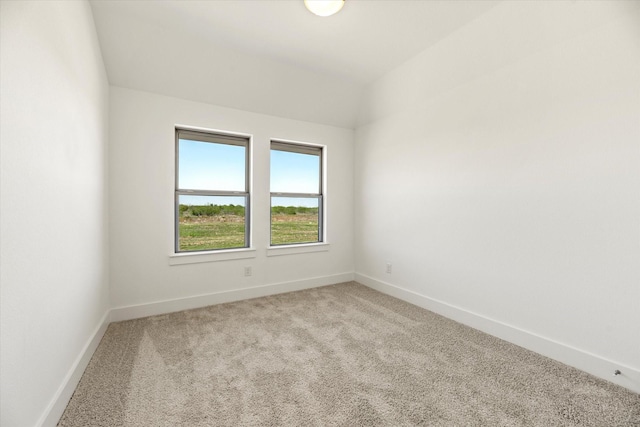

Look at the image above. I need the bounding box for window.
[175,129,249,252]
[270,141,323,246]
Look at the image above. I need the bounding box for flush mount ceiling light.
[304,0,345,17]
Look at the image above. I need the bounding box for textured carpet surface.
[59,282,639,426]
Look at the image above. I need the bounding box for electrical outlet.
[244,266,252,277]
[386,263,392,274]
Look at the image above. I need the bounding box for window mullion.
[177,189,248,197]
[270,192,320,198]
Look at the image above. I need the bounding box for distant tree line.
[180,204,244,217]
[271,206,318,215]
[179,204,318,217]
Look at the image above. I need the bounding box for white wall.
[109,87,354,313]
[0,2,110,426]
[355,1,640,391]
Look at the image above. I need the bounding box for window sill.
[266,243,330,257]
[169,248,257,265]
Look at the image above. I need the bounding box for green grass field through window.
[270,213,319,245]
[178,205,319,251]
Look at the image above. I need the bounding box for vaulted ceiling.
[90,0,499,128]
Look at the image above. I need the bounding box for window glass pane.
[271,196,319,245]
[178,195,245,251]
[178,139,245,191]
[270,149,320,194]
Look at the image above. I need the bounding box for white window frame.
[269,140,326,249]
[174,128,251,254]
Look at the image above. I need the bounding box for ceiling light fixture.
[304,0,345,17]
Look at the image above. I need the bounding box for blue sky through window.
[271,149,320,208]
[178,139,245,191]
[178,139,320,207]
[270,150,319,194]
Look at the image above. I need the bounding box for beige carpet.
[59,282,639,426]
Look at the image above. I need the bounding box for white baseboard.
[355,273,640,394]
[37,310,111,427]
[110,272,355,322]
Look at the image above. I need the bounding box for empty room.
[1,0,639,426]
